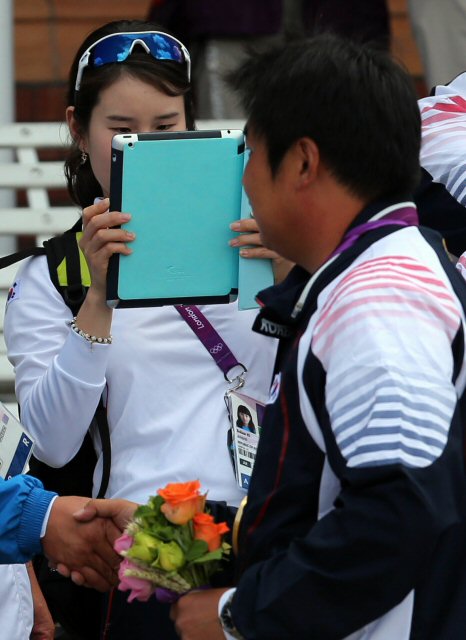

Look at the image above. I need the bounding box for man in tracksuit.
[172,33,466,639]
[415,70,466,257]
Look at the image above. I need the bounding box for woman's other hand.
[229,217,293,284]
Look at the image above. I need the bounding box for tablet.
[107,130,245,308]
[237,153,275,310]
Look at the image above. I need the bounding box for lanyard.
[292,204,418,318]
[175,305,247,387]
[329,202,418,258]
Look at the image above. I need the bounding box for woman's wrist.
[69,317,112,344]
[74,286,113,337]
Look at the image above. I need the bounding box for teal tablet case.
[237,151,274,310]
[107,131,244,307]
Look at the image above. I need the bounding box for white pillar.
[0,0,15,254]
[0,0,14,122]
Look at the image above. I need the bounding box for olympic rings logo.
[209,343,223,354]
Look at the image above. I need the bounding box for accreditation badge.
[225,389,265,491]
[0,403,34,478]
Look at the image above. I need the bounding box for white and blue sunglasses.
[75,30,191,92]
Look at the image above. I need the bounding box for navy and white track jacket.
[232,200,466,639]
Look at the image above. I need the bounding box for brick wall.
[14,0,426,121]
[15,0,150,120]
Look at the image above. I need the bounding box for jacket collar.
[253,197,418,338]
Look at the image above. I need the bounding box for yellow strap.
[56,232,92,287]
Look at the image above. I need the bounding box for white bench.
[0,122,80,397]
[0,119,245,398]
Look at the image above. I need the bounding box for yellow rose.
[157,541,185,571]
[127,532,160,563]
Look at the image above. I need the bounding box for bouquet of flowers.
[114,480,231,603]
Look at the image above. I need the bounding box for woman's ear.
[66,106,86,152]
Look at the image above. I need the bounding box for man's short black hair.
[230,34,421,202]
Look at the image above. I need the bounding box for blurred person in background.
[409,0,466,90]
[148,0,390,118]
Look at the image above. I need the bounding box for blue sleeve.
[0,475,57,564]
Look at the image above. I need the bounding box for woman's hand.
[79,197,135,299]
[229,217,293,284]
[75,197,135,336]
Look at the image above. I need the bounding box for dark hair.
[230,33,421,202]
[65,19,195,208]
[236,405,256,433]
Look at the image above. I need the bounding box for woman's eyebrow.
[105,112,180,123]
[106,115,136,122]
[154,111,181,121]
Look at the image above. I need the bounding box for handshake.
[42,496,138,591]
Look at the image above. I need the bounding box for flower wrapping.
[115,480,230,603]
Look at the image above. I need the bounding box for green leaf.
[172,526,192,553]
[154,526,176,542]
[148,495,164,512]
[185,539,209,562]
[134,505,154,520]
[190,549,223,564]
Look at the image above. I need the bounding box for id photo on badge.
[235,403,257,434]
[228,390,264,436]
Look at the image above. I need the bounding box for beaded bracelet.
[69,317,112,345]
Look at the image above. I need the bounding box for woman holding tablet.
[5,19,278,640]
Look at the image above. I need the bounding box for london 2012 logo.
[209,343,223,355]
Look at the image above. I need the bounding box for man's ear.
[295,137,319,187]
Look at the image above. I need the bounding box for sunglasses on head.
[74,31,191,92]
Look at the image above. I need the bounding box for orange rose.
[158,480,206,525]
[193,513,229,551]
